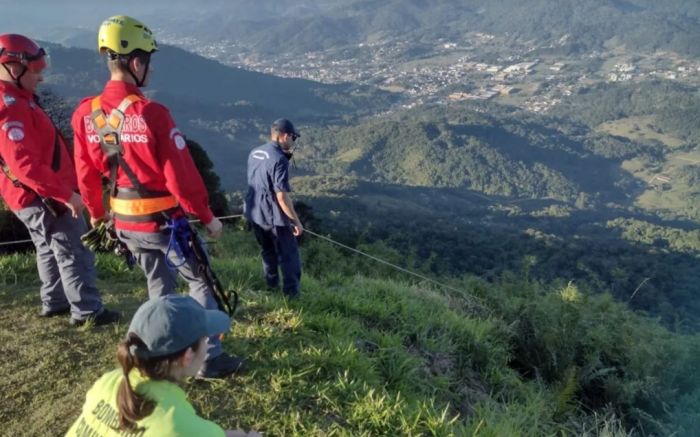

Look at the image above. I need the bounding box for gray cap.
[128,295,230,359]
[271,118,300,137]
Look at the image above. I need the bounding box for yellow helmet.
[97,15,158,55]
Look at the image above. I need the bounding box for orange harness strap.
[110,195,179,217]
[90,94,180,222]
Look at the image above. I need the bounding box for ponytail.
[114,333,203,431]
[116,334,155,431]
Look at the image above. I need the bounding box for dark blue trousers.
[252,223,301,296]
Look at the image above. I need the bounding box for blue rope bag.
[165,216,193,269]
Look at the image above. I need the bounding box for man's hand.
[90,214,109,228]
[64,192,85,218]
[292,219,304,237]
[275,192,303,236]
[205,217,224,239]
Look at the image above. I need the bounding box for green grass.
[604,114,700,219]
[596,116,685,149]
[336,148,365,163]
[627,154,700,219]
[0,230,695,436]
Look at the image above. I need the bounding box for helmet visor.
[26,47,47,72]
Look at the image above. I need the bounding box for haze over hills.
[43,43,391,118]
[41,42,396,186]
[140,0,700,58]
[5,1,700,59]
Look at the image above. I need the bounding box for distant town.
[162,31,700,114]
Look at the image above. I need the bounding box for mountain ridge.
[156,0,700,58]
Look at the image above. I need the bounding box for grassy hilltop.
[1,228,699,436]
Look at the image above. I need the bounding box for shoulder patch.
[8,127,24,141]
[252,150,270,160]
[3,121,25,142]
[169,128,187,150]
[2,95,16,106]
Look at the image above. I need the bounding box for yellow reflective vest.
[65,369,224,437]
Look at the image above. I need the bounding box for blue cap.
[128,295,230,359]
[271,118,300,137]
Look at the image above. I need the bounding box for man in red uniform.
[0,34,118,326]
[71,16,242,378]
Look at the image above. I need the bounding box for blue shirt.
[244,141,292,228]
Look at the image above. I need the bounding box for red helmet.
[0,34,47,72]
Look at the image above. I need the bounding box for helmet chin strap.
[2,63,27,89]
[127,53,151,87]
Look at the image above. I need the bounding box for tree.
[186,138,230,217]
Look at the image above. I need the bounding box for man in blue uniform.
[244,119,303,298]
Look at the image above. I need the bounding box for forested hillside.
[156,0,700,58]
[281,97,700,332]
[556,79,700,221]
[299,103,649,203]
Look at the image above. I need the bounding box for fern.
[554,365,579,418]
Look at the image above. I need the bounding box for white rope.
[189,214,243,224]
[0,213,486,312]
[303,228,486,310]
[0,238,32,247]
[628,277,651,303]
[206,217,482,306]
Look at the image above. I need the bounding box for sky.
[0,0,323,32]
[0,0,220,49]
[0,0,327,49]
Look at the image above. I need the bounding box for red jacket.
[0,81,75,212]
[71,80,214,232]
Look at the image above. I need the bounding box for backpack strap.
[0,155,22,188]
[90,94,146,197]
[89,94,179,222]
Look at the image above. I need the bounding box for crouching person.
[66,295,260,437]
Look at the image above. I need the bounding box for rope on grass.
[303,228,487,311]
[1,213,487,312]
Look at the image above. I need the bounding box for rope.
[628,277,651,303]
[0,238,32,247]
[303,228,486,310]
[0,213,486,311]
[189,214,243,224]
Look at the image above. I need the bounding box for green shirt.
[65,369,224,437]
